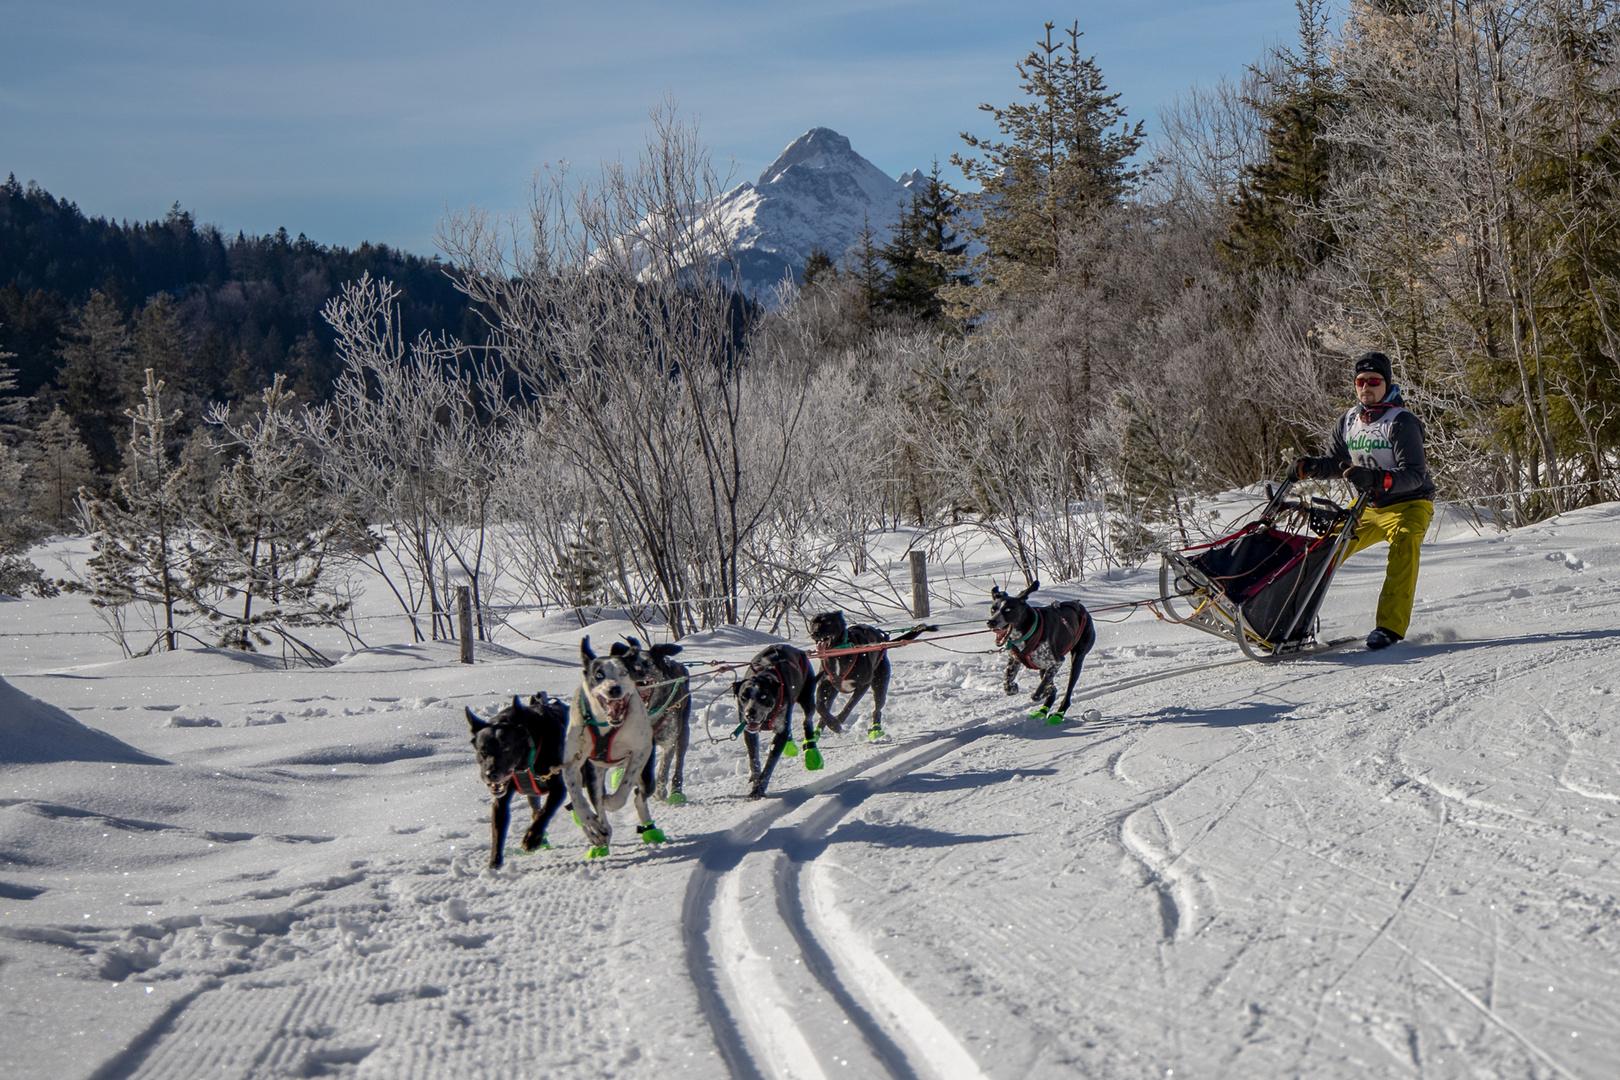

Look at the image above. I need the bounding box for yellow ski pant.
[1338,499,1433,638]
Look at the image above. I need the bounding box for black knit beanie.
[1353,351,1394,384]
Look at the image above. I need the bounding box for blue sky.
[1,1,1301,255]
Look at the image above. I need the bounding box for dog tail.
[891,624,939,642]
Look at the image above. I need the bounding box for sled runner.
[1158,478,1370,661]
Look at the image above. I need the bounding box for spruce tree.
[880,164,968,320]
[1222,0,1341,273]
[128,293,191,408]
[56,290,132,471]
[952,21,1145,301]
[74,369,194,653]
[801,247,837,289]
[189,375,365,659]
[27,406,97,529]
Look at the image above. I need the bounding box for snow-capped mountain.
[712,128,916,300]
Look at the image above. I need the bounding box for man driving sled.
[1293,351,1436,652]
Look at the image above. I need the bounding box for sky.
[1,1,1302,256]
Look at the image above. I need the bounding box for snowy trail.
[5,505,1620,1078]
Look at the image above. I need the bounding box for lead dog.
[562,636,664,857]
[610,636,691,803]
[808,611,935,741]
[987,581,1096,723]
[465,693,571,869]
[731,643,820,799]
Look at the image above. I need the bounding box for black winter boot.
[1366,627,1402,650]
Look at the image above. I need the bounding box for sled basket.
[1158,479,1369,660]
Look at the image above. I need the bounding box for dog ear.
[465,707,488,733]
[580,635,595,663]
[653,643,682,658]
[527,693,546,708]
[1017,580,1040,600]
[731,680,742,695]
[512,695,524,712]
[609,641,630,657]
[990,585,1005,600]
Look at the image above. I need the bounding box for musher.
[1292,351,1436,651]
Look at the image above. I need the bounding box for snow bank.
[0,676,166,765]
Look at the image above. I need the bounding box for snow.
[4,502,1620,1078]
[710,128,912,301]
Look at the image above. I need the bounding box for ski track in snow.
[4,506,1620,1078]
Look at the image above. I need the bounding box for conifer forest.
[3,0,1619,654]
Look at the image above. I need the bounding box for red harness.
[756,654,813,731]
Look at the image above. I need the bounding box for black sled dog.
[562,636,664,859]
[609,636,691,804]
[465,694,571,869]
[731,644,820,799]
[987,582,1096,724]
[808,611,935,741]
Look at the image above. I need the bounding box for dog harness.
[750,654,814,732]
[502,728,561,796]
[819,633,861,688]
[575,687,633,766]
[1003,605,1088,670]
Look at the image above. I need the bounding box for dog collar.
[1003,611,1041,652]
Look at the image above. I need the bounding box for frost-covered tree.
[73,369,194,653]
[190,375,371,659]
[27,406,97,529]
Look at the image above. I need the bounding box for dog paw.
[637,824,666,844]
[664,791,687,805]
[781,740,799,758]
[585,845,611,860]
[803,744,824,771]
[821,717,843,735]
[1004,685,1019,697]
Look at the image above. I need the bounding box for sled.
[1158,478,1370,661]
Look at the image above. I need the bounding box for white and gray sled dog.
[562,636,667,858]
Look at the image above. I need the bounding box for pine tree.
[56,290,132,471]
[952,21,1145,302]
[128,293,191,407]
[26,406,97,528]
[1222,0,1341,273]
[800,247,837,289]
[848,216,889,324]
[188,375,366,659]
[880,164,968,320]
[73,369,194,653]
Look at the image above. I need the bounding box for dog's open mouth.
[596,695,630,724]
[638,686,655,705]
[992,624,1013,646]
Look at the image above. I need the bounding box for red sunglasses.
[1355,374,1385,387]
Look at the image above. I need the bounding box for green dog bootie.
[585,845,610,860]
[608,767,625,790]
[1030,705,1049,721]
[782,739,799,758]
[571,809,583,828]
[803,741,824,771]
[1045,710,1066,726]
[664,791,687,806]
[637,823,667,844]
[867,725,884,742]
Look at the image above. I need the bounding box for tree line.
[2,0,1617,654]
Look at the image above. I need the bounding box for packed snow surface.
[4,502,1620,1078]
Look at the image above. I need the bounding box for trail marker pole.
[458,586,473,665]
[910,552,930,620]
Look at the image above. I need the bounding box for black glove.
[1290,457,1312,481]
[1343,465,1385,492]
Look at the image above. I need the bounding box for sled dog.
[562,636,665,856]
[609,636,691,803]
[465,694,571,869]
[731,643,820,799]
[987,581,1096,723]
[808,611,934,740]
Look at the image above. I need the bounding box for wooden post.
[457,586,473,665]
[909,551,929,620]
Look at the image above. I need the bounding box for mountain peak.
[757,127,864,187]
